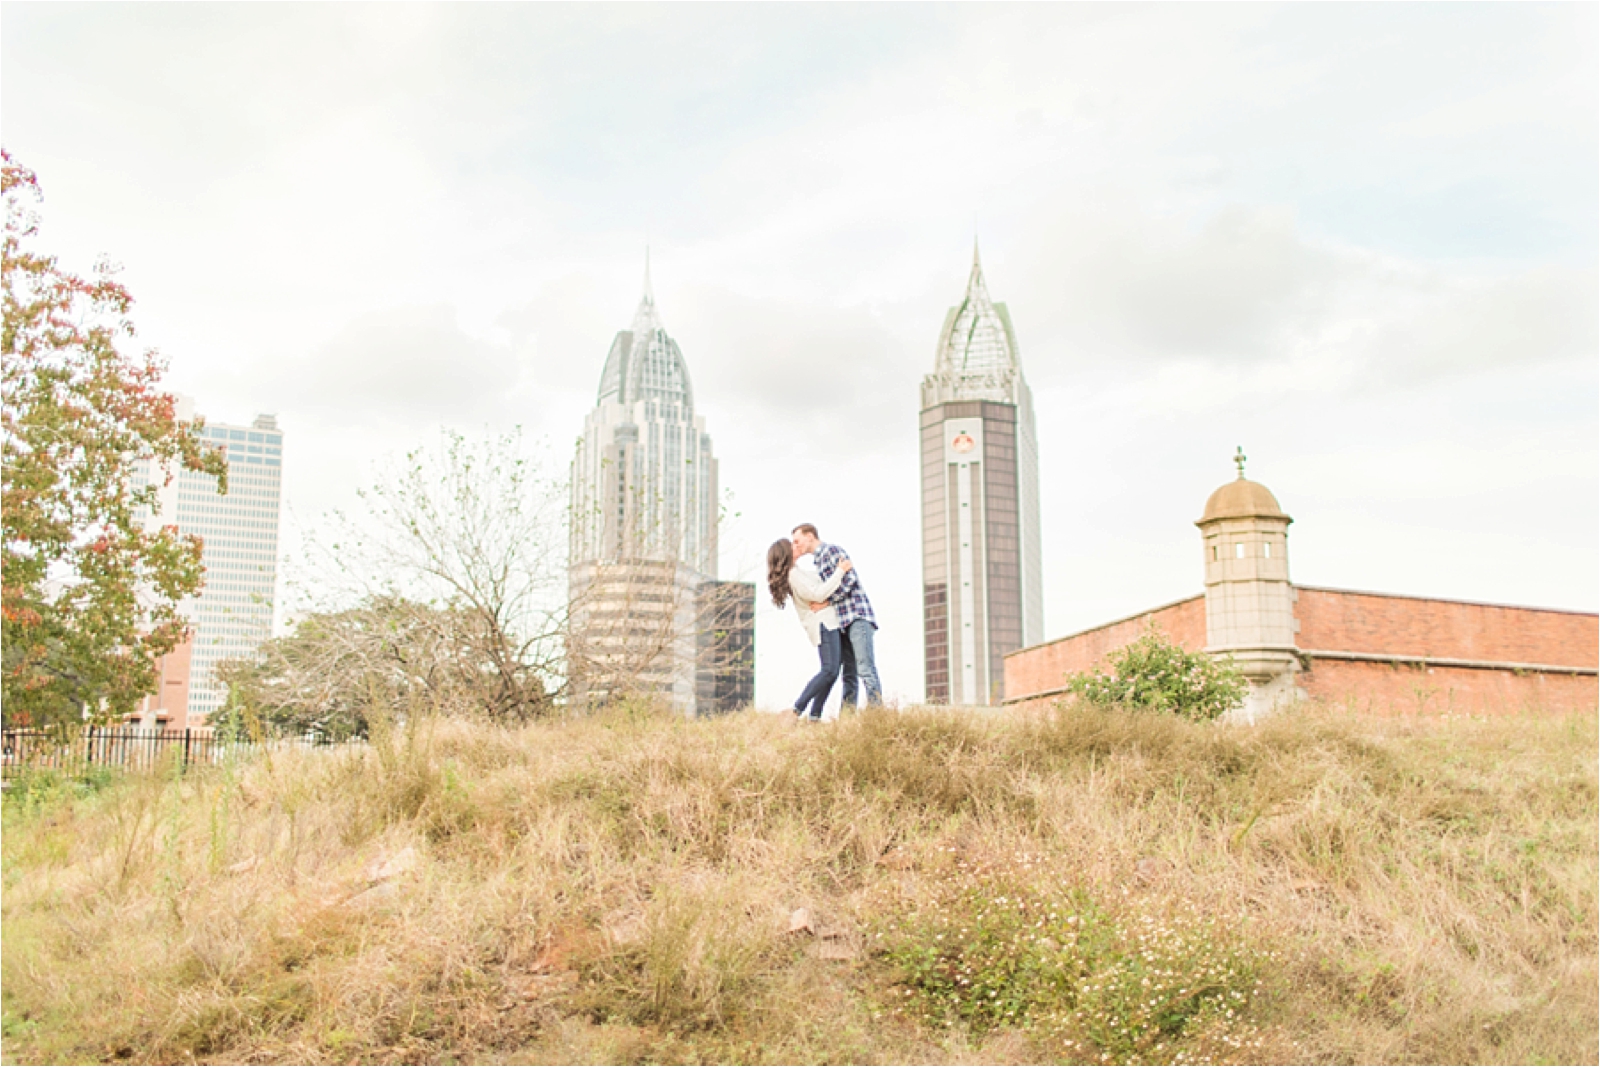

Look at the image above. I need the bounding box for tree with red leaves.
[2,151,227,728]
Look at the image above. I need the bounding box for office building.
[920,243,1043,705]
[568,263,753,713]
[135,397,283,724]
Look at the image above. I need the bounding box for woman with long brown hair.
[766,537,853,721]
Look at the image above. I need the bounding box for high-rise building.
[136,397,284,724]
[568,264,752,713]
[696,580,756,713]
[920,244,1043,705]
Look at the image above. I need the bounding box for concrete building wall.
[1200,516,1295,651]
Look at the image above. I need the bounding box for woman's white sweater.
[788,563,846,646]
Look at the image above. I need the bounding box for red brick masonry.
[1004,596,1207,704]
[1004,587,1597,714]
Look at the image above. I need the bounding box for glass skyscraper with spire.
[920,244,1043,705]
[568,263,751,713]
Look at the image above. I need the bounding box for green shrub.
[1066,630,1248,721]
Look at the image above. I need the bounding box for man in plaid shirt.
[791,523,881,708]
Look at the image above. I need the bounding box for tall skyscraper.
[568,263,752,713]
[920,244,1043,705]
[137,397,284,723]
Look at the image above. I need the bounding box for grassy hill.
[3,703,1595,1065]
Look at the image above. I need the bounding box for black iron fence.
[1,726,356,782]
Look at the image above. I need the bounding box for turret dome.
[1197,448,1291,524]
[1199,479,1290,524]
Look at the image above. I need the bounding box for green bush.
[1066,630,1247,721]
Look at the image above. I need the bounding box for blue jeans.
[838,619,882,709]
[794,626,842,719]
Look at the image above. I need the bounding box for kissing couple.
[765,523,882,722]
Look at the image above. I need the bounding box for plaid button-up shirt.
[813,542,877,631]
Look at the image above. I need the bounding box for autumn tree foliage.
[1,151,227,728]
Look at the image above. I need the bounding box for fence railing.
[1,726,358,781]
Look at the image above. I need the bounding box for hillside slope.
[3,704,1595,1064]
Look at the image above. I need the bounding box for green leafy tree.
[2,152,226,728]
[1066,629,1248,721]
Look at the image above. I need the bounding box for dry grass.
[2,702,1595,1065]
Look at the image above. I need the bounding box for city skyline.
[4,5,1593,707]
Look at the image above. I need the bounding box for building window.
[1263,543,1272,559]
[1211,545,1218,561]
[1235,543,1245,559]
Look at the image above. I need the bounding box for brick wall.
[1299,657,1597,715]
[1296,586,1597,667]
[1003,585,1597,714]
[1003,595,1204,703]
[132,635,194,730]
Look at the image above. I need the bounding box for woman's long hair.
[766,538,794,608]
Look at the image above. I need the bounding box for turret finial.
[643,245,654,305]
[1234,446,1247,480]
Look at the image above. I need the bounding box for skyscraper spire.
[632,248,662,336]
[966,236,989,303]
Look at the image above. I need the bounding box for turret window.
[1235,543,1245,559]
[1263,543,1272,558]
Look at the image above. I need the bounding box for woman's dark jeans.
[794,626,843,719]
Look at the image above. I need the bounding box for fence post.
[182,728,192,771]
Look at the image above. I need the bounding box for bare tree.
[289,428,568,721]
[215,596,516,739]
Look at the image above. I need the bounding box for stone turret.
[1196,448,1302,722]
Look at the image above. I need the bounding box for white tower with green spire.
[919,242,1043,705]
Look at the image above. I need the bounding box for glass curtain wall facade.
[137,398,284,723]
[569,266,750,713]
[920,246,1043,705]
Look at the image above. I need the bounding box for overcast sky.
[5,3,1596,708]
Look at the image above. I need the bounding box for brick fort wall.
[1003,595,1205,705]
[1003,586,1597,714]
[1293,587,1595,714]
